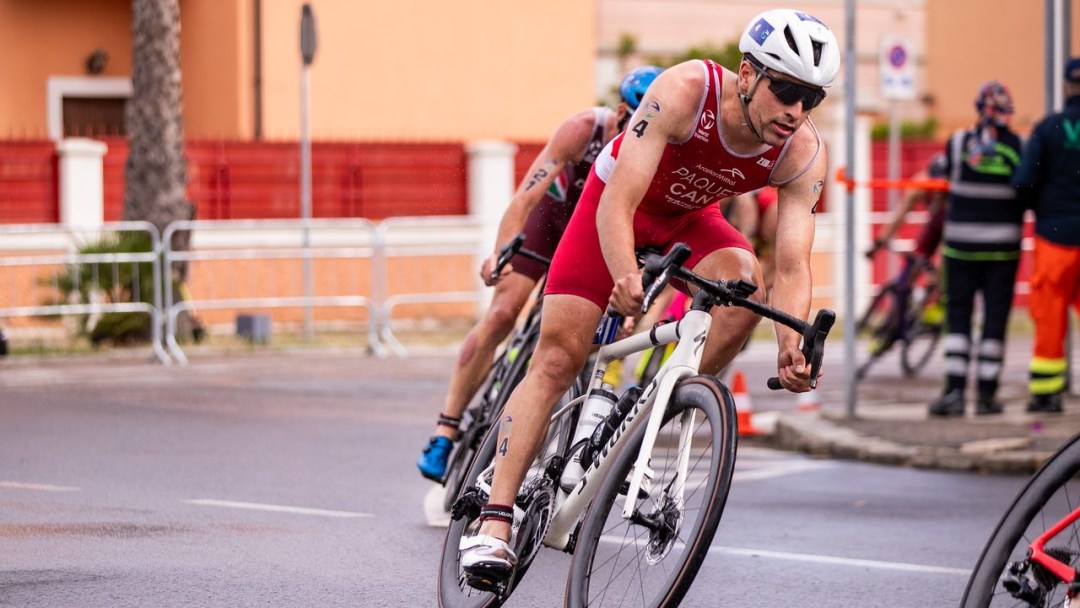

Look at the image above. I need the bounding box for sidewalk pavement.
[729,332,1079,475]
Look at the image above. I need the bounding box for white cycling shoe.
[459,534,518,591]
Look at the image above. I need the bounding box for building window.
[47,76,132,140]
[62,97,127,137]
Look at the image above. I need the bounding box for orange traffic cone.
[797,388,822,412]
[731,370,763,437]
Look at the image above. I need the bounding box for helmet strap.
[739,72,767,142]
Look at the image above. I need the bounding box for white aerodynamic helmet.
[738,9,841,88]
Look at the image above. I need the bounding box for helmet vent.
[784,25,825,67]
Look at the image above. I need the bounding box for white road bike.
[438,243,835,608]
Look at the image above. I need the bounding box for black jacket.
[1011,95,1080,246]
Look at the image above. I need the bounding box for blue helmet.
[618,66,663,110]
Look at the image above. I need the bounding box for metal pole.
[299,4,317,342]
[300,66,313,341]
[844,0,858,418]
[887,100,901,277]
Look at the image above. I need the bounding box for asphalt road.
[0,351,1029,607]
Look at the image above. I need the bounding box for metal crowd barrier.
[155,215,481,365]
[162,218,381,364]
[372,216,484,357]
[0,221,170,364]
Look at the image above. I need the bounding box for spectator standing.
[1011,57,1080,414]
[929,81,1025,417]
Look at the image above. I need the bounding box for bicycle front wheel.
[960,433,1080,607]
[565,375,738,608]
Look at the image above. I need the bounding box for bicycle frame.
[1028,505,1080,585]
[541,308,712,550]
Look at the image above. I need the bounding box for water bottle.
[559,383,618,490]
[525,415,562,483]
[584,385,643,467]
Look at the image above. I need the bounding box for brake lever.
[766,308,835,391]
[640,243,692,315]
[805,309,835,390]
[489,233,526,283]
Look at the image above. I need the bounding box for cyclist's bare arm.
[485,109,601,285]
[771,127,828,390]
[597,63,701,315]
[867,167,931,257]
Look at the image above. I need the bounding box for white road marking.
[424,486,452,528]
[710,545,972,576]
[597,535,970,577]
[732,459,833,482]
[0,481,80,492]
[184,499,372,518]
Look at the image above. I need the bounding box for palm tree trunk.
[124,0,193,279]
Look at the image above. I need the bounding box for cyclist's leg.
[476,293,602,541]
[417,272,536,481]
[441,273,537,435]
[434,196,567,443]
[462,178,611,578]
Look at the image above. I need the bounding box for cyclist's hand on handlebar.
[608,270,644,317]
[480,253,511,287]
[775,343,817,392]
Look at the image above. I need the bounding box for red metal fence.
[7,138,944,225]
[0,140,58,224]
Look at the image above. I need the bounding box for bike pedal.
[462,566,511,594]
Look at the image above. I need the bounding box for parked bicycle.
[438,242,836,607]
[857,247,943,379]
[961,431,1080,607]
[440,233,551,511]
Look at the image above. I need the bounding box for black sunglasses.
[752,63,826,110]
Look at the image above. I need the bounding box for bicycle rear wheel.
[565,375,738,608]
[900,315,941,378]
[960,433,1080,607]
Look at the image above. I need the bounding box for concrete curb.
[771,412,1054,474]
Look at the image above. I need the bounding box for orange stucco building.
[0,0,596,142]
[1,0,1076,143]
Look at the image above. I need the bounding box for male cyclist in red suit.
[459,8,842,587]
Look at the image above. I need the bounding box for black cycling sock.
[478,503,514,526]
[437,413,462,430]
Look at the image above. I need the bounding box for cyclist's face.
[739,61,815,146]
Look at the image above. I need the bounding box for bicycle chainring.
[512,481,555,572]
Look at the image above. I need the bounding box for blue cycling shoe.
[417,436,454,482]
